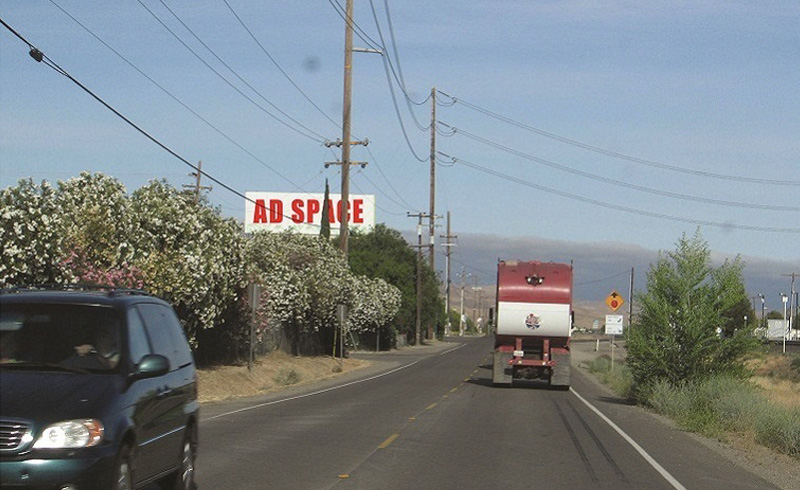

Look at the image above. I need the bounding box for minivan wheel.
[114,445,133,490]
[163,431,196,490]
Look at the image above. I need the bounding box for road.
[195,337,779,490]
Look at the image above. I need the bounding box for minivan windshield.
[0,304,122,372]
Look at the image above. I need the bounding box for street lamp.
[758,293,766,331]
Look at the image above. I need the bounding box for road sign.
[605,314,624,335]
[606,290,625,311]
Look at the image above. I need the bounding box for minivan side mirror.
[133,354,170,379]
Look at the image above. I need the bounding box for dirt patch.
[197,351,370,403]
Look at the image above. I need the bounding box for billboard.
[245,191,376,235]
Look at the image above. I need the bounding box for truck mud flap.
[492,351,513,386]
[549,351,570,389]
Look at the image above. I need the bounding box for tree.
[0,178,66,286]
[767,310,785,320]
[56,173,144,288]
[129,180,247,349]
[626,231,759,400]
[320,179,331,240]
[348,224,444,343]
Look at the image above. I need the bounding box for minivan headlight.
[33,419,104,449]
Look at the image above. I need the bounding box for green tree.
[348,224,444,343]
[320,179,331,240]
[766,310,785,320]
[626,231,759,400]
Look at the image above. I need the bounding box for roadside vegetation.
[586,231,799,459]
[0,173,444,366]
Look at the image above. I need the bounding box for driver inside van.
[72,323,120,369]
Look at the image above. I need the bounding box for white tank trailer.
[493,260,573,388]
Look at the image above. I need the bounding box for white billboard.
[245,192,376,235]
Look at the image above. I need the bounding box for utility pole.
[471,276,480,332]
[329,0,374,257]
[783,273,799,343]
[340,0,354,258]
[440,212,457,336]
[182,160,212,204]
[628,267,634,329]
[429,87,436,271]
[459,268,468,337]
[408,212,432,345]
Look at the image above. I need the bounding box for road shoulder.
[571,340,799,490]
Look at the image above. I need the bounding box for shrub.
[626,231,760,401]
[273,368,300,386]
[585,355,633,398]
[643,375,800,457]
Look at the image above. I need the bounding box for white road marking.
[203,342,469,421]
[439,343,466,355]
[570,388,688,490]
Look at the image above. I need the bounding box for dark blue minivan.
[0,288,198,490]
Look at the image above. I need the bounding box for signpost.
[605,290,626,371]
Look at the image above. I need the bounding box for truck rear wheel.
[549,351,570,389]
[492,351,513,386]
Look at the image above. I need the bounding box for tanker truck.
[493,260,573,388]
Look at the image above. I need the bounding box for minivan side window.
[136,304,193,369]
[126,308,152,365]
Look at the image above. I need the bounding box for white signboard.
[605,314,624,335]
[245,192,376,235]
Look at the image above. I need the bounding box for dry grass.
[748,353,800,409]
[197,351,370,403]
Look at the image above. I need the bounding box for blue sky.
[1,1,798,304]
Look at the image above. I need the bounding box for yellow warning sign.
[606,290,625,311]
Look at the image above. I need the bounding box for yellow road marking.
[379,433,400,449]
[338,474,350,479]
[450,387,458,393]
[426,402,438,410]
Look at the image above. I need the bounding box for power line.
[0,16,325,229]
[365,146,416,209]
[157,0,329,141]
[575,270,631,287]
[439,91,800,186]
[351,170,406,216]
[368,0,429,131]
[136,0,326,143]
[368,0,430,132]
[221,0,341,131]
[327,0,382,51]
[437,151,800,234]
[440,122,799,212]
[377,42,428,162]
[46,0,304,191]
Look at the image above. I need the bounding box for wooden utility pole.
[628,267,635,329]
[440,212,457,336]
[429,87,436,271]
[182,160,212,204]
[459,268,467,336]
[409,212,433,345]
[783,272,799,343]
[340,0,354,258]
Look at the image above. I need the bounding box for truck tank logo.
[525,313,541,329]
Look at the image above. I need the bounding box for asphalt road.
[194,337,780,490]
